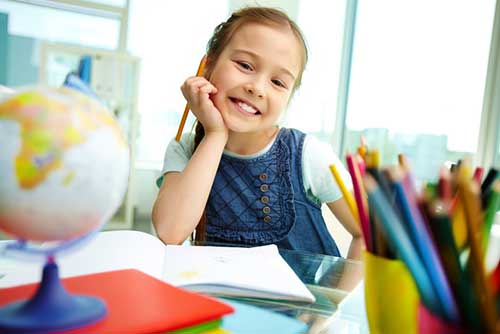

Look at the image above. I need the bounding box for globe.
[0,86,130,332]
[0,86,129,241]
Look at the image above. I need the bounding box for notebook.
[162,244,315,302]
[0,230,315,303]
[0,268,234,333]
[216,299,308,334]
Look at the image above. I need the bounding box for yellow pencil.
[329,164,359,223]
[451,199,468,249]
[175,55,207,142]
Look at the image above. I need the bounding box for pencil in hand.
[175,55,207,142]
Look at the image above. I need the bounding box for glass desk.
[0,234,368,333]
[194,242,368,334]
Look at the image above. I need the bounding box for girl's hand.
[181,76,227,136]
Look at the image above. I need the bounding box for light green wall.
[0,12,8,85]
[0,11,38,88]
[6,34,38,87]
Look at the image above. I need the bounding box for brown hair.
[193,7,308,241]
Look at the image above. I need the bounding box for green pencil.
[482,180,500,253]
[427,200,480,329]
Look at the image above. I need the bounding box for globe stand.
[0,257,107,332]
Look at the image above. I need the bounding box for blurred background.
[1,0,499,255]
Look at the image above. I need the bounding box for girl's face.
[208,22,303,135]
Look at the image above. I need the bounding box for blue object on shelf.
[64,72,100,102]
[0,261,107,332]
[78,55,92,84]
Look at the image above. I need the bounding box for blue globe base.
[0,261,107,332]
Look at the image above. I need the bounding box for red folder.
[0,269,234,333]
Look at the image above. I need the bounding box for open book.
[0,230,315,303]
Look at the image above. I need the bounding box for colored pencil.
[365,152,395,258]
[329,164,359,223]
[357,135,367,160]
[480,167,499,209]
[387,168,461,322]
[480,167,499,194]
[438,167,453,204]
[472,167,484,185]
[483,180,500,253]
[457,174,497,331]
[346,153,372,251]
[364,174,442,316]
[426,200,480,328]
[175,55,207,142]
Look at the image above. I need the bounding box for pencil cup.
[417,302,470,334]
[363,250,419,334]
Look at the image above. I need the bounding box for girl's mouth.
[230,98,261,115]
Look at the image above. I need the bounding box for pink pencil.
[346,153,372,251]
[472,167,484,185]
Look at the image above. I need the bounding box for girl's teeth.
[237,101,257,114]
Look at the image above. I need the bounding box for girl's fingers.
[198,84,218,111]
[181,77,211,100]
[182,76,209,91]
[199,83,218,95]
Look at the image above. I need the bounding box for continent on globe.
[0,89,126,189]
[0,87,130,241]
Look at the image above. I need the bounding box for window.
[283,1,347,145]
[128,0,351,168]
[84,0,127,7]
[0,1,120,49]
[345,0,496,183]
[127,0,228,167]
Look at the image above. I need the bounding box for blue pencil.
[390,169,460,323]
[363,175,443,317]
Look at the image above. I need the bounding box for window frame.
[6,0,129,50]
[477,0,500,168]
[337,0,500,170]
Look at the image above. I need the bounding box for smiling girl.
[152,7,362,259]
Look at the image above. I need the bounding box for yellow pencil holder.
[363,250,419,334]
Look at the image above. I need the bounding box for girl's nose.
[245,82,264,98]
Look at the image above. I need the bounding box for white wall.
[322,205,352,257]
[132,167,160,220]
[229,0,299,21]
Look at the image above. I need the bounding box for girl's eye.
[272,79,286,89]
[237,61,253,71]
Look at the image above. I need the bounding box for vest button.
[260,195,269,204]
[262,206,271,214]
[259,173,268,181]
[263,215,272,223]
[260,184,269,192]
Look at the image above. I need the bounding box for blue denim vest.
[205,128,341,257]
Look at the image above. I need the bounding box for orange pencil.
[175,55,207,142]
[357,135,367,160]
[457,173,497,331]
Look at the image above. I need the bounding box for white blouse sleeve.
[156,133,194,187]
[302,135,353,203]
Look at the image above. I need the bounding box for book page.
[162,244,315,302]
[0,230,165,288]
[58,230,166,278]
